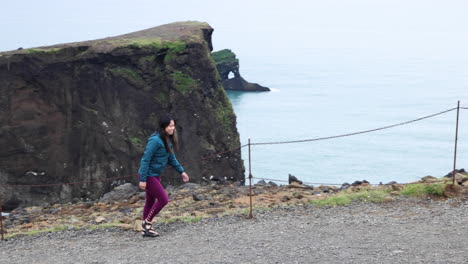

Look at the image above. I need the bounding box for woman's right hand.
[139,181,147,190]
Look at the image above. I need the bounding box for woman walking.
[138,114,189,237]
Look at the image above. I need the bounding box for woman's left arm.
[168,153,189,182]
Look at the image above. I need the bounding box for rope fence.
[251,107,457,145]
[1,102,467,239]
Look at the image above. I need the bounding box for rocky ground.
[1,179,347,237]
[1,174,468,263]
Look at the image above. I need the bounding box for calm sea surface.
[227,52,468,185]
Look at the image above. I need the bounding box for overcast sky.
[1,0,467,54]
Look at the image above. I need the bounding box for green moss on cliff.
[108,67,145,87]
[211,49,238,65]
[27,48,62,54]
[163,41,187,64]
[128,38,163,49]
[154,92,170,107]
[171,71,198,94]
[130,137,143,144]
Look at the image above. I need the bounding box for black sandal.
[141,221,160,237]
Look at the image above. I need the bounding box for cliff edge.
[0,21,245,210]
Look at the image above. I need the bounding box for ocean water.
[226,52,468,185]
[1,0,467,185]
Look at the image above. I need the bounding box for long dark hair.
[158,114,178,153]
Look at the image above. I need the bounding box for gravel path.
[1,198,467,264]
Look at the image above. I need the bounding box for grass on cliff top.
[310,182,450,207]
[310,189,392,207]
[27,48,62,54]
[127,38,186,52]
[400,183,446,197]
[211,49,238,65]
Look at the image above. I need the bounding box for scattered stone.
[281,196,291,202]
[352,180,370,186]
[119,207,133,214]
[209,176,223,182]
[444,168,467,178]
[49,208,60,214]
[100,183,138,202]
[120,217,133,224]
[179,183,201,190]
[352,181,362,186]
[95,216,106,224]
[138,192,146,199]
[293,193,304,199]
[421,176,438,182]
[193,194,208,201]
[267,181,278,187]
[134,220,143,231]
[289,174,303,185]
[206,208,225,214]
[25,206,42,214]
[255,180,267,186]
[455,173,468,184]
[128,195,141,204]
[340,183,351,191]
[287,183,314,190]
[386,181,398,185]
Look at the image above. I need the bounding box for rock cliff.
[0,21,245,210]
[212,49,269,91]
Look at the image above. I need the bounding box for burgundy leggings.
[142,176,169,222]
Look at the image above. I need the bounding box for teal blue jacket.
[138,132,184,182]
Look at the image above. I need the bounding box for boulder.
[95,216,106,224]
[444,168,467,178]
[289,174,303,185]
[100,183,138,202]
[255,179,267,186]
[421,176,439,182]
[340,183,351,191]
[267,181,278,187]
[193,194,210,201]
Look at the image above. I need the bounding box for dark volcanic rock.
[99,183,138,202]
[288,174,303,185]
[0,21,245,209]
[211,49,269,91]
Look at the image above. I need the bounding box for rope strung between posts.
[250,107,457,146]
